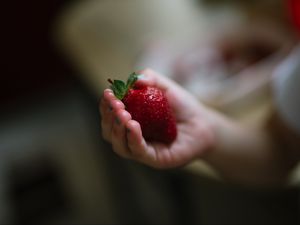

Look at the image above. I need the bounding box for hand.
[99,68,215,168]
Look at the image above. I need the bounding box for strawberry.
[108,72,177,144]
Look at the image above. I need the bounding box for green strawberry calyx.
[108,72,138,100]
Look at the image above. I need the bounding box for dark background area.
[2,0,81,111]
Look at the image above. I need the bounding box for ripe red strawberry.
[108,72,177,144]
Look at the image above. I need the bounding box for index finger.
[136,68,182,92]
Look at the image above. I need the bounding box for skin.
[100,68,298,187]
[100,68,215,169]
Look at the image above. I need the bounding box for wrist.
[199,108,227,163]
[195,107,219,160]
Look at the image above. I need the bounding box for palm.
[139,103,213,168]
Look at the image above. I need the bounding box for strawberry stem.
[108,79,113,85]
[108,72,139,100]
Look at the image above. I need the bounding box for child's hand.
[99,68,215,168]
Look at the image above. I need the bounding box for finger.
[111,109,132,158]
[136,68,185,105]
[99,96,109,117]
[101,89,125,141]
[100,94,113,141]
[125,120,154,159]
[103,89,125,110]
[126,118,188,169]
[99,89,112,115]
[136,68,180,92]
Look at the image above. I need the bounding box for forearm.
[203,111,293,187]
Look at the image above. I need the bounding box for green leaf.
[110,80,126,100]
[108,72,139,100]
[126,72,138,90]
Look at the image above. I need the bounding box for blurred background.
[1,0,299,224]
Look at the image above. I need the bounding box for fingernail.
[105,88,113,93]
[137,74,147,80]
